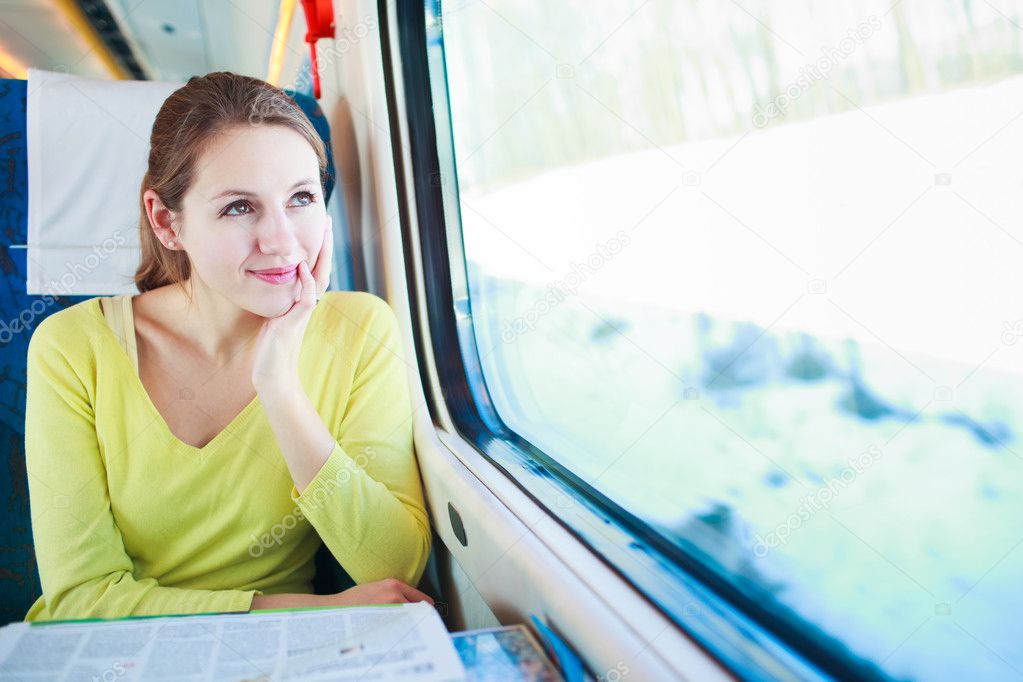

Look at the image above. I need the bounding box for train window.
[411,1,1023,679]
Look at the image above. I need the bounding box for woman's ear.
[143,189,181,250]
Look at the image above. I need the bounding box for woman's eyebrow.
[210,178,317,201]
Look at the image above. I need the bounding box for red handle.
[300,0,335,99]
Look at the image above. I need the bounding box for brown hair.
[134,71,328,294]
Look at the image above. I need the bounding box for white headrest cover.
[26,68,179,296]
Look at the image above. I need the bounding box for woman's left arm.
[251,222,429,586]
[257,296,431,587]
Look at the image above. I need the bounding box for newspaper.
[0,602,465,682]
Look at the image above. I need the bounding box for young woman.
[23,72,432,621]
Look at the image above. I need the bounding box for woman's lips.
[249,266,298,284]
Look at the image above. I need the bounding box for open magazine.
[0,602,465,681]
[451,625,564,681]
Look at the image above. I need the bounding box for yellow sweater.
[24,291,430,622]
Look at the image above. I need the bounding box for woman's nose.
[255,209,298,254]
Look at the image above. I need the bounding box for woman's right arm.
[25,318,259,620]
[250,579,434,611]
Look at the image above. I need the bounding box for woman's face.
[175,123,327,317]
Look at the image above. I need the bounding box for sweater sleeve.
[24,318,262,622]
[289,296,431,587]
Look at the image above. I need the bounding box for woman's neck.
[150,280,265,367]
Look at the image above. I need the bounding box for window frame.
[378,1,892,680]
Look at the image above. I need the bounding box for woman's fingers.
[397,582,434,605]
[311,216,333,295]
[298,260,316,305]
[333,580,436,608]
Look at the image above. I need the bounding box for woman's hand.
[327,578,435,607]
[251,217,333,390]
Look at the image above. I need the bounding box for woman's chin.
[241,293,296,319]
[265,299,297,318]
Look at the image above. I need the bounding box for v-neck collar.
[93,295,261,454]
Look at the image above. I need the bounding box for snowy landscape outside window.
[435,2,1023,680]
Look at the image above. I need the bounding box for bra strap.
[100,295,139,371]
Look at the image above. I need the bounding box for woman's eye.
[289,191,316,207]
[223,200,251,217]
[221,192,315,216]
